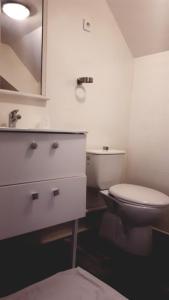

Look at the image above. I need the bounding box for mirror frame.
[0,0,48,101]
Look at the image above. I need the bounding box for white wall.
[127,51,169,194]
[127,51,169,230]
[45,0,133,149]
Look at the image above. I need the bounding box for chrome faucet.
[9,109,22,128]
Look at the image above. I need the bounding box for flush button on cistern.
[103,146,109,151]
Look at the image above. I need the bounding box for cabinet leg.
[72,219,78,268]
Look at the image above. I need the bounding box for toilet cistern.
[86,148,126,190]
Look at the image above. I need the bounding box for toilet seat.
[109,184,169,208]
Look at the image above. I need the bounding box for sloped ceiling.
[107,0,169,57]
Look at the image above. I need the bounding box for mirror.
[0,0,43,95]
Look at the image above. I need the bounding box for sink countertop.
[0,128,87,134]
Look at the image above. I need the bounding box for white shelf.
[0,128,87,134]
[37,220,89,244]
[0,89,49,102]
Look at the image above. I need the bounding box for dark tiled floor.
[77,229,169,300]
[0,228,169,300]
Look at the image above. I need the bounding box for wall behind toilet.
[0,0,133,150]
[127,51,169,231]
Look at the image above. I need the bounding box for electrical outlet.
[83,19,91,32]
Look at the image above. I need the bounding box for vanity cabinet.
[0,130,86,240]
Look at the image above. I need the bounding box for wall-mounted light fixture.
[77,77,93,86]
[2,2,30,20]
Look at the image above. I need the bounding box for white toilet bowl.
[104,184,169,225]
[100,184,169,255]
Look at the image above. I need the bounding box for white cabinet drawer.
[0,176,86,240]
[0,132,86,186]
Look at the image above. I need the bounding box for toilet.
[86,149,169,256]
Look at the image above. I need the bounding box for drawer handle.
[30,142,38,150]
[52,142,59,149]
[53,189,60,196]
[31,192,39,200]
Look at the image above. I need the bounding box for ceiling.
[107,0,169,57]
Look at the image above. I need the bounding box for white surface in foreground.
[2,267,128,300]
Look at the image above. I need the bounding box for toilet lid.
[109,184,169,207]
